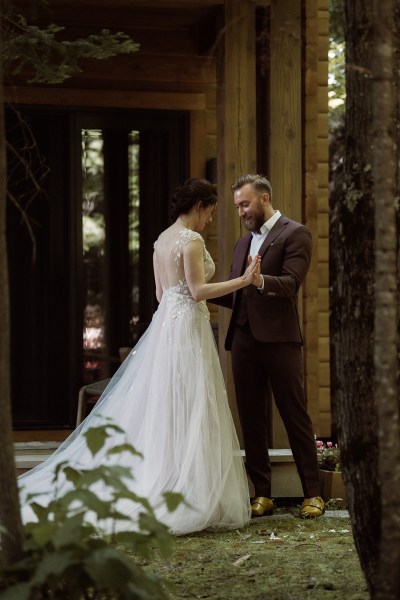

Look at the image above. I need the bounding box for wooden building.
[5,0,330,442]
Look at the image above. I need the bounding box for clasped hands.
[243,255,263,288]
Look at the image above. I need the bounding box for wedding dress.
[18,228,251,535]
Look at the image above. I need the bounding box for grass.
[130,503,369,600]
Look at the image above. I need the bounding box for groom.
[213,174,324,519]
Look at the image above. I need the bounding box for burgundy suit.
[214,215,321,498]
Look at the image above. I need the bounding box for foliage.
[329,0,344,44]
[328,40,345,132]
[2,9,140,84]
[328,0,345,134]
[0,421,184,599]
[315,438,341,472]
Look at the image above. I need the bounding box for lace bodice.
[154,228,215,321]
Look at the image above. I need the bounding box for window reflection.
[81,128,141,383]
[82,129,107,383]
[127,131,141,344]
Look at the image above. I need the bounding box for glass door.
[81,128,141,384]
[7,106,188,428]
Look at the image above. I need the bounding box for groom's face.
[233,183,268,233]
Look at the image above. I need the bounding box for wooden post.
[269,0,302,446]
[216,0,257,442]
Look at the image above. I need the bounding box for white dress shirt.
[250,210,281,290]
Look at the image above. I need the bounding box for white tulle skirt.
[18,289,251,535]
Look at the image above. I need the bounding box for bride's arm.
[183,240,259,302]
[153,252,163,302]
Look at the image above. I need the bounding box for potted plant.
[315,438,347,506]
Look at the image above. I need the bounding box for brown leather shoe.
[299,496,325,519]
[251,496,274,517]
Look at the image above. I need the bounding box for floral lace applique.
[173,229,203,273]
[173,229,215,282]
[164,289,210,324]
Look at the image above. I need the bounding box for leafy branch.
[2,13,140,84]
[0,420,185,599]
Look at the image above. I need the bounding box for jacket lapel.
[258,215,289,258]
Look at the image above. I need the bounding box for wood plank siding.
[6,0,330,438]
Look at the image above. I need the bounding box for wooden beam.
[4,87,206,110]
[40,0,270,7]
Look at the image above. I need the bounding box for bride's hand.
[251,257,262,288]
[242,255,261,286]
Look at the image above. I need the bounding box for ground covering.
[129,504,369,600]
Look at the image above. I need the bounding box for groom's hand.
[248,255,263,288]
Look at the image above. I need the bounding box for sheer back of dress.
[154,228,214,295]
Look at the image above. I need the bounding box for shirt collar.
[252,210,281,237]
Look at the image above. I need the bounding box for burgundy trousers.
[231,323,321,499]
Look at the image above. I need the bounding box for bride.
[18,178,260,535]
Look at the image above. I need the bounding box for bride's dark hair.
[170,178,217,221]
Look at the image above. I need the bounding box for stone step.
[14,441,61,455]
[15,443,303,497]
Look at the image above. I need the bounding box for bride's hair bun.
[170,178,217,221]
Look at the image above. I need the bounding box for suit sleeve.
[207,238,244,309]
[259,225,312,297]
[207,263,234,308]
[208,292,234,309]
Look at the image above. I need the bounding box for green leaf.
[106,443,143,458]
[32,550,77,585]
[62,465,83,484]
[84,547,136,589]
[84,427,110,456]
[51,513,88,549]
[53,460,69,481]
[137,513,174,559]
[163,492,185,512]
[30,521,59,547]
[112,489,154,514]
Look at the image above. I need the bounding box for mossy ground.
[132,503,369,600]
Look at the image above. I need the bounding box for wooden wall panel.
[269,0,302,221]
[317,0,330,436]
[303,0,320,433]
[216,0,257,444]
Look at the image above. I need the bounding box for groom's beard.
[242,204,265,233]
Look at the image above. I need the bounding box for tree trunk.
[0,25,25,565]
[332,0,379,591]
[332,0,400,597]
[372,1,400,598]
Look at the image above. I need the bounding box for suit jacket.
[214,215,312,350]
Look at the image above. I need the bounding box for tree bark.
[332,0,400,597]
[372,1,400,598]
[0,23,25,564]
[332,0,379,592]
